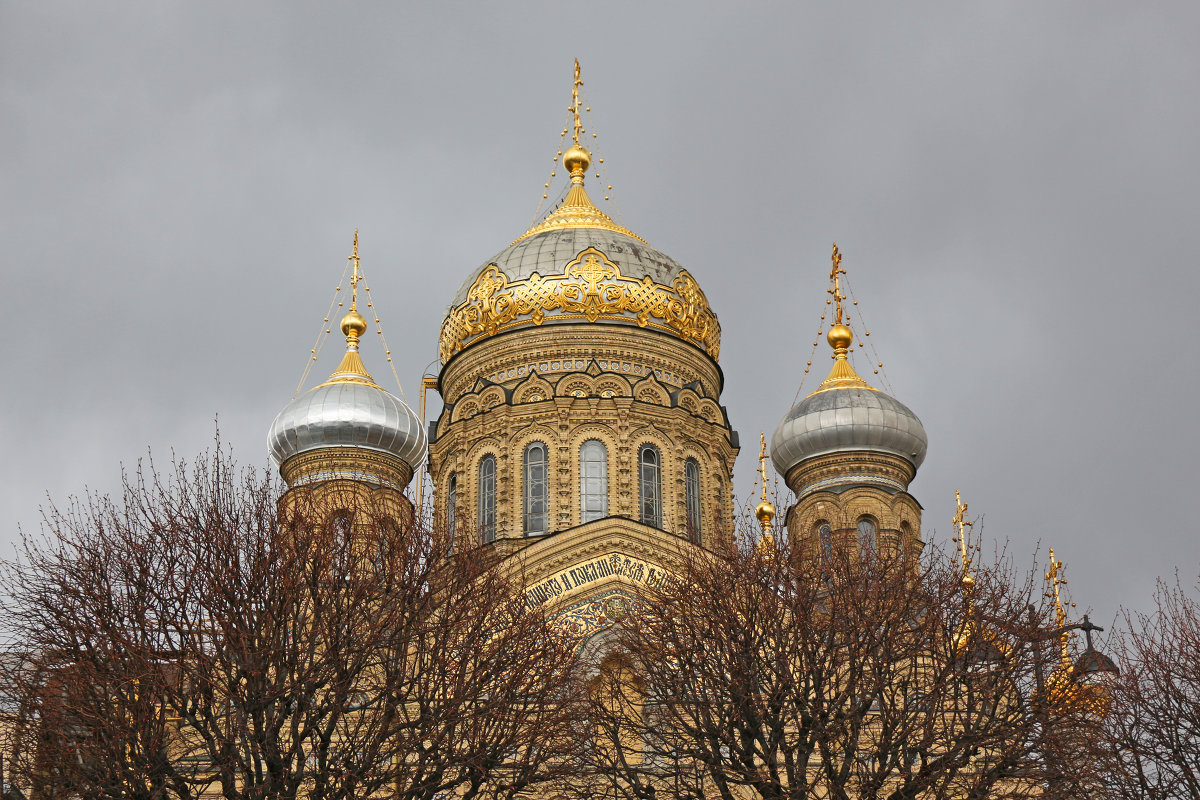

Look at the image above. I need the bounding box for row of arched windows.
[449,443,706,543]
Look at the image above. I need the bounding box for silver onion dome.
[268,309,426,476]
[267,380,426,469]
[771,385,927,477]
[771,322,927,478]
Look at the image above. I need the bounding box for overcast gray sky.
[3,2,1197,627]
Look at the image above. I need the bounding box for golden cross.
[1046,548,1072,664]
[570,58,584,145]
[758,432,769,503]
[953,489,973,570]
[829,242,847,326]
[348,229,361,312]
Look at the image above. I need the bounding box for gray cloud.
[3,2,1197,627]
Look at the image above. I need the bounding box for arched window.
[524,442,548,536]
[478,455,496,543]
[446,473,457,545]
[857,517,877,557]
[580,440,608,523]
[326,512,354,576]
[898,521,912,560]
[818,522,834,560]
[375,517,397,571]
[639,445,662,528]
[684,458,702,543]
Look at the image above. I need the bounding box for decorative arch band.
[440,247,721,363]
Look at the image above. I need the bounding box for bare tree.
[0,448,584,800]
[1099,577,1200,800]
[573,536,1104,800]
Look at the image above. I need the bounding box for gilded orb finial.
[804,244,875,397]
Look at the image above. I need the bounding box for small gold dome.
[755,499,776,525]
[827,323,853,350]
[563,143,591,174]
[340,310,368,338]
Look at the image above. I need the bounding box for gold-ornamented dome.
[438,65,720,365]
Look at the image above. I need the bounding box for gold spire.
[320,230,378,388]
[808,244,877,396]
[953,489,975,590]
[1046,548,1073,669]
[754,432,776,535]
[951,489,1007,660]
[511,61,645,245]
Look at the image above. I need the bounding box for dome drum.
[279,448,415,493]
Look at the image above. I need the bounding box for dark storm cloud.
[2,2,1197,625]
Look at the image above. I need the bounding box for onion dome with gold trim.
[268,249,426,489]
[439,64,720,365]
[770,251,927,479]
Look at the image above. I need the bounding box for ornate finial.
[807,244,872,397]
[754,432,776,534]
[953,489,975,588]
[826,243,853,354]
[339,230,368,353]
[562,60,592,182]
[1046,548,1072,667]
[570,58,584,146]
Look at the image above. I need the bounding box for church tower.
[429,62,739,559]
[770,245,927,562]
[267,234,426,531]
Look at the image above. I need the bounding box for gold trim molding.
[440,247,721,363]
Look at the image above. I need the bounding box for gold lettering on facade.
[524,553,671,608]
[440,247,721,362]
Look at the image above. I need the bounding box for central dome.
[439,144,720,364]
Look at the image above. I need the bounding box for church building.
[265,62,929,648]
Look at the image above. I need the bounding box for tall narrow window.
[478,455,496,543]
[684,458,702,543]
[446,473,457,545]
[524,442,548,536]
[898,521,911,560]
[857,517,877,557]
[818,523,834,560]
[580,440,608,523]
[639,445,662,528]
[326,512,354,577]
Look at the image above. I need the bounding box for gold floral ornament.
[440,247,721,363]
